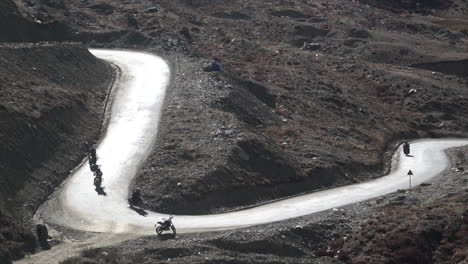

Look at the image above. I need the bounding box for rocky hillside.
[0,43,113,263]
[1,0,467,263]
[7,0,468,215]
[126,0,468,214]
[14,0,468,215]
[0,0,71,42]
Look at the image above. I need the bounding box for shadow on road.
[130,206,148,216]
[95,186,107,196]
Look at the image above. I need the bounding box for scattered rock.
[127,14,138,28]
[347,28,372,38]
[293,25,330,38]
[144,7,158,13]
[301,42,321,51]
[88,3,113,15]
[212,11,249,20]
[271,10,309,19]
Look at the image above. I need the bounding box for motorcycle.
[403,142,410,156]
[155,216,176,235]
[93,176,102,187]
[128,190,143,208]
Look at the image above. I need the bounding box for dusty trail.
[16,49,468,263]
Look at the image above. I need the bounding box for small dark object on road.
[130,206,148,216]
[95,185,107,196]
[129,188,143,208]
[94,167,103,178]
[93,166,106,195]
[90,162,99,172]
[403,142,410,156]
[94,175,102,186]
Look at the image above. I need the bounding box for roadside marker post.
[407,170,414,188]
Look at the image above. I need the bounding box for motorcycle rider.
[129,188,143,208]
[90,163,99,173]
[89,145,97,166]
[403,142,410,156]
[89,145,97,159]
[94,175,102,187]
[94,167,103,178]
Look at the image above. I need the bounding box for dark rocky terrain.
[0,41,113,263]
[0,0,71,43]
[25,0,468,214]
[0,0,467,263]
[139,0,468,214]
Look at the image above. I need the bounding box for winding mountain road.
[18,49,468,263]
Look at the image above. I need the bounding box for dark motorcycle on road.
[403,142,411,156]
[128,189,143,208]
[155,216,176,235]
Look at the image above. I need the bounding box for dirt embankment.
[0,43,113,263]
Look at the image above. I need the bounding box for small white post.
[407,170,413,188]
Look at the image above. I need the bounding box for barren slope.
[0,43,113,262]
[3,0,467,263]
[10,0,468,214]
[129,0,468,214]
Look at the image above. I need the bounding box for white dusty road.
[25,49,468,254]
